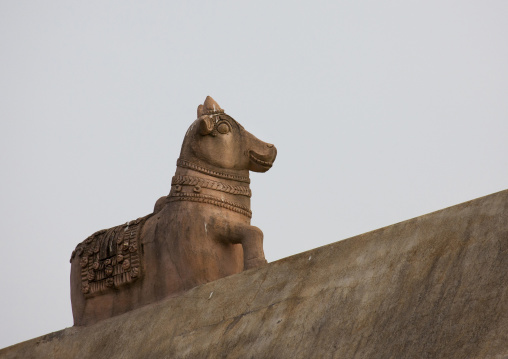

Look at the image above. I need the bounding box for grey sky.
[1,1,507,348]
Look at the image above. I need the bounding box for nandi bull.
[70,96,277,326]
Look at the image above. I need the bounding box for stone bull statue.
[70,96,277,326]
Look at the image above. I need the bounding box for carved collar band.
[176,158,250,184]
[167,192,252,218]
[172,175,251,197]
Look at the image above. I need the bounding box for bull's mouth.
[250,152,273,168]
[249,150,276,172]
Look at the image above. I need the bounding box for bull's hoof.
[244,257,268,270]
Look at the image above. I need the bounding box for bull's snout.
[248,142,277,173]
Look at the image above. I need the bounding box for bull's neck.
[168,158,252,218]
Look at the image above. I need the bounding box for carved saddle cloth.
[71,215,149,297]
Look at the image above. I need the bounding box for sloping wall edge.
[2,189,508,358]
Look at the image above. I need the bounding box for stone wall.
[2,189,508,358]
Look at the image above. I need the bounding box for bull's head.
[179,96,277,173]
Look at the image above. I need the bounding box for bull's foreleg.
[210,218,267,270]
[239,225,267,270]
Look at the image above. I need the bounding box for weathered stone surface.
[3,189,508,358]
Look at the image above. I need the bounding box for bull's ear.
[197,104,204,118]
[199,116,214,135]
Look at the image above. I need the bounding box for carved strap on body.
[172,175,252,197]
[168,192,252,218]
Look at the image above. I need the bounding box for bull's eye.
[217,122,230,134]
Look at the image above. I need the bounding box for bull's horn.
[203,96,224,115]
[199,116,214,135]
[197,104,204,118]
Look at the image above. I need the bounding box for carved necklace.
[167,192,252,218]
[171,175,251,197]
[176,158,250,184]
[170,159,252,218]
